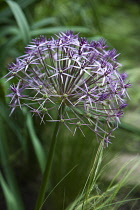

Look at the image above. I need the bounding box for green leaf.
[0,118,25,210]
[0,26,19,38]
[26,111,46,173]
[31,17,58,29]
[0,0,36,19]
[0,173,17,210]
[0,35,21,65]
[0,101,24,147]
[31,26,91,37]
[6,0,30,44]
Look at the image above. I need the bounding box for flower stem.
[34,113,61,210]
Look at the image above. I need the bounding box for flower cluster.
[4,31,130,145]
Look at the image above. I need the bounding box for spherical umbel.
[4,31,131,145]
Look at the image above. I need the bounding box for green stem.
[34,113,61,210]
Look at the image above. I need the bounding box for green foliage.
[0,118,24,210]
[65,142,140,210]
[25,109,46,173]
[6,0,31,44]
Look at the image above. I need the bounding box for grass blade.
[31,26,91,37]
[25,110,46,173]
[0,101,24,146]
[0,119,25,210]
[0,172,18,210]
[0,26,19,38]
[0,35,21,68]
[6,0,30,44]
[31,17,57,29]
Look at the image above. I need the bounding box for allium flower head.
[4,31,131,145]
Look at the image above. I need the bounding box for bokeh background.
[0,0,140,209]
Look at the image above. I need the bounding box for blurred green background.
[0,0,140,209]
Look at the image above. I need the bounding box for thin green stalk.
[34,111,61,210]
[81,140,103,210]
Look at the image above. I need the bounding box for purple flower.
[119,103,128,109]
[4,31,130,145]
[98,93,109,101]
[6,80,27,115]
[120,72,128,80]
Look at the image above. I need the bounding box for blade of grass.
[0,119,25,210]
[107,158,137,190]
[25,110,46,173]
[81,140,104,209]
[95,198,140,210]
[69,140,104,210]
[0,0,36,19]
[31,26,91,37]
[70,152,140,210]
[0,172,18,210]
[0,102,24,147]
[31,17,57,29]
[119,122,140,136]
[93,158,140,209]
[0,26,19,38]
[0,35,21,65]
[107,159,140,204]
[6,0,30,44]
[41,165,78,209]
[115,183,140,210]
